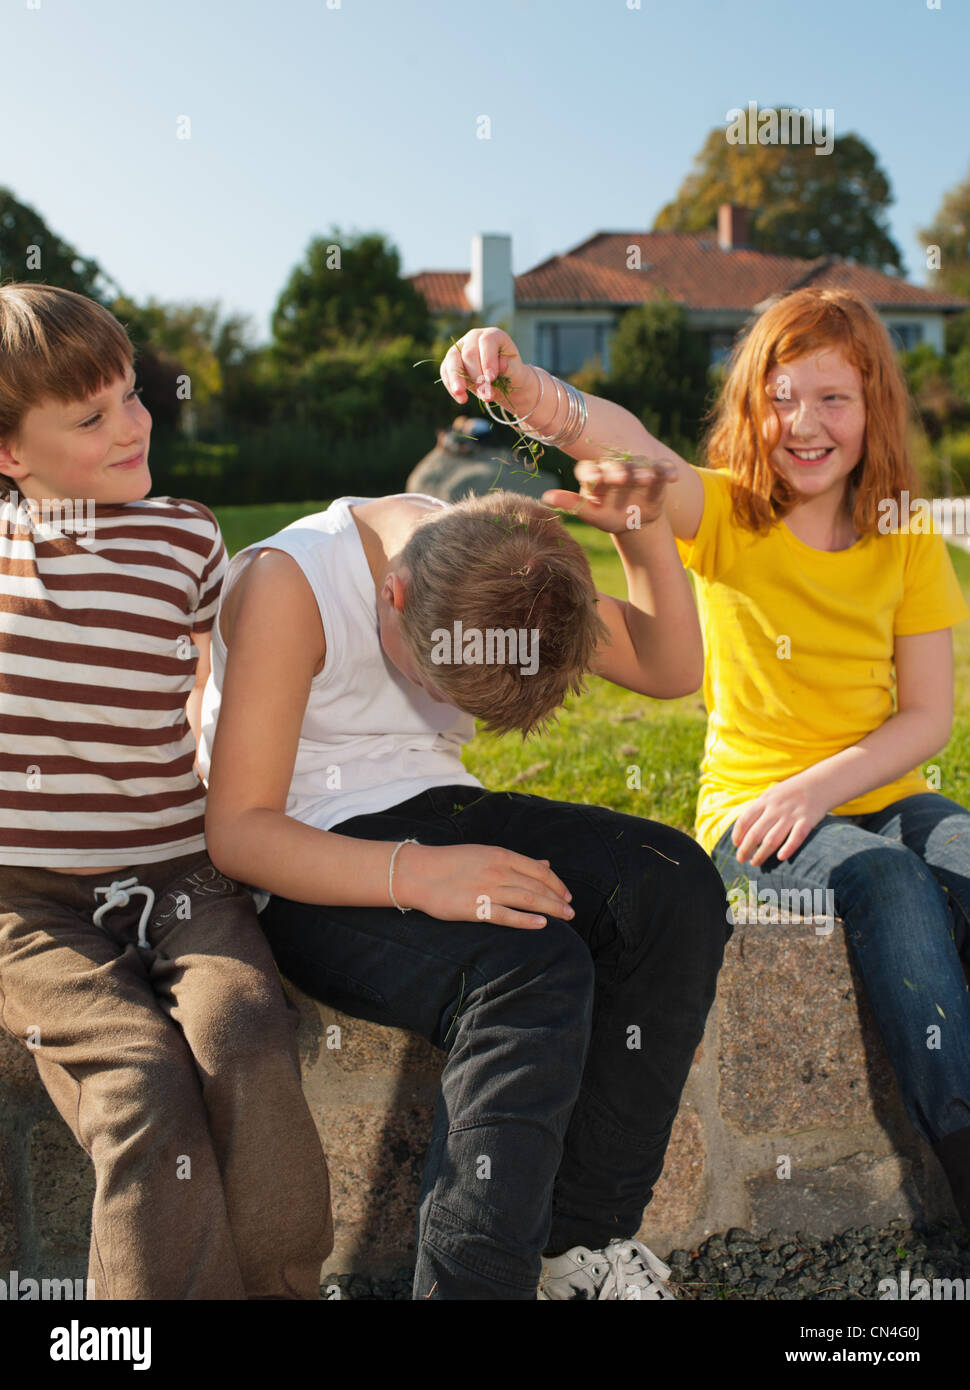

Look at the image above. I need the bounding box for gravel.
[321,1217,970,1300]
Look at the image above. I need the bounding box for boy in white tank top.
[203,331,732,1300]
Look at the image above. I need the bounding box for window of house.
[535,322,612,376]
[887,322,925,351]
[708,332,735,366]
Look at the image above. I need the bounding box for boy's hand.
[542,457,680,534]
[393,842,574,930]
[732,774,831,867]
[440,327,534,410]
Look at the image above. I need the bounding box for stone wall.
[0,1028,94,1281]
[0,912,957,1284]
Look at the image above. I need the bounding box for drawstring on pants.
[92,877,157,949]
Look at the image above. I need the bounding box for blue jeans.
[260,784,731,1300]
[711,792,970,1145]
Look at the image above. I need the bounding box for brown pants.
[0,851,333,1299]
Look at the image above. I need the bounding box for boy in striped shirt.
[0,283,332,1299]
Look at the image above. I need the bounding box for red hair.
[702,288,921,534]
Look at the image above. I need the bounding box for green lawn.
[213,501,970,835]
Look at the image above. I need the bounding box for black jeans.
[261,784,731,1300]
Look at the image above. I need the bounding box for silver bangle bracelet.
[526,373,566,443]
[389,837,419,913]
[481,366,588,451]
[528,377,588,449]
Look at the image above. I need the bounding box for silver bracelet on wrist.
[530,378,587,448]
[389,837,419,913]
[547,378,588,448]
[483,365,587,450]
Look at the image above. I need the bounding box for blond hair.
[0,283,134,495]
[398,490,609,737]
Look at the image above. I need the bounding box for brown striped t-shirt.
[0,494,226,867]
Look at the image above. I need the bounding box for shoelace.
[595,1239,673,1301]
[92,877,156,949]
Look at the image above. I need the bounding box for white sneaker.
[537,1237,676,1300]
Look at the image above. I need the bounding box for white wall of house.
[880,312,944,354]
[513,307,620,376]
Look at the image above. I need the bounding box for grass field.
[212,500,970,836]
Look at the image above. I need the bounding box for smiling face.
[764,348,866,510]
[0,366,152,506]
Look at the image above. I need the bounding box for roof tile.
[410,231,969,315]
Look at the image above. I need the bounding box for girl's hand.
[393,842,574,930]
[542,457,680,534]
[440,327,534,410]
[731,775,831,867]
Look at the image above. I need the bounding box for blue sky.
[3,0,966,345]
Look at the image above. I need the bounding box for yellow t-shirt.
[674,467,970,856]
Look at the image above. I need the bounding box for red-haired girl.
[447,291,970,1226]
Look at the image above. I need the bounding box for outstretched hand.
[542,457,680,535]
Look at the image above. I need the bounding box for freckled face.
[764,349,866,505]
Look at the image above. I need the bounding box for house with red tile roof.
[409,206,968,377]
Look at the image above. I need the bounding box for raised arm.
[440,330,706,693]
[439,326,706,541]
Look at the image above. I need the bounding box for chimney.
[718,203,752,252]
[466,234,514,325]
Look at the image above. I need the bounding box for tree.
[946,311,970,356]
[899,343,969,441]
[111,296,263,434]
[264,334,441,436]
[0,187,120,301]
[271,229,432,361]
[653,114,903,272]
[572,299,711,457]
[919,168,970,301]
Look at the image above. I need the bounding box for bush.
[569,300,711,459]
[145,418,438,507]
[900,343,970,440]
[937,430,970,495]
[908,423,970,497]
[266,335,441,437]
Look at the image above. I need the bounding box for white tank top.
[198,494,483,846]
